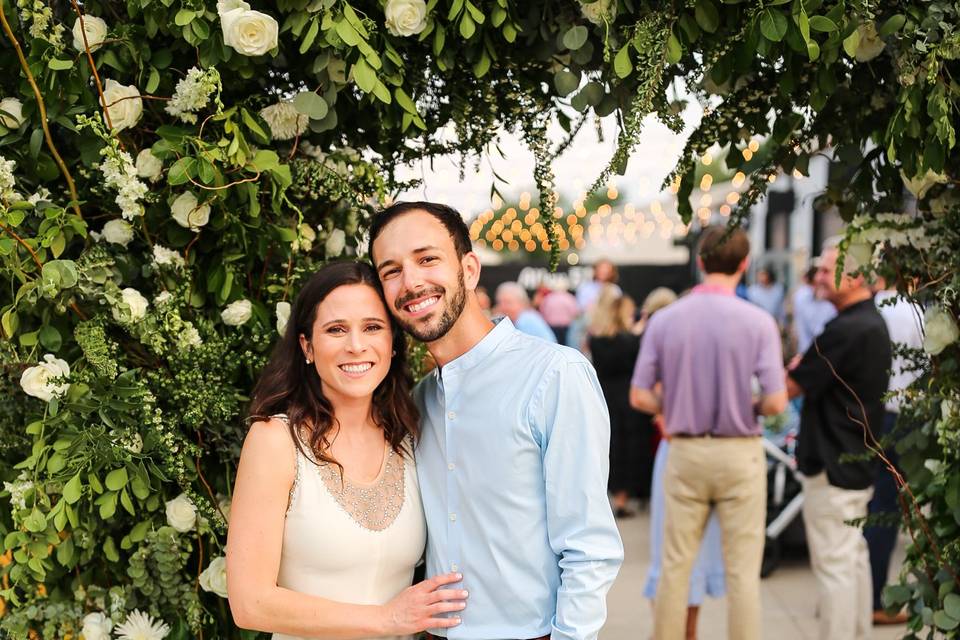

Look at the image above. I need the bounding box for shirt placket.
[441,371,463,575]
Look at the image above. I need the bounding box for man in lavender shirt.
[630,225,787,640]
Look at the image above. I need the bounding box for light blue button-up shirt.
[413,318,623,640]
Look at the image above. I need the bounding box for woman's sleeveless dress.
[272,416,426,640]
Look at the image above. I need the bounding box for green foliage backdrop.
[0,0,957,637]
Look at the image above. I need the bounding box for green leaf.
[250,149,280,172]
[760,9,788,42]
[433,25,446,55]
[665,33,683,63]
[146,66,161,94]
[843,29,859,57]
[797,10,810,43]
[120,488,135,516]
[614,45,633,78]
[47,58,73,71]
[63,473,83,504]
[352,59,376,93]
[24,510,47,533]
[946,594,960,621]
[934,610,959,631]
[372,80,392,104]
[472,51,491,77]
[46,453,66,474]
[103,536,120,563]
[808,15,837,32]
[880,14,906,37]
[334,19,360,46]
[807,40,820,60]
[174,9,195,26]
[580,81,604,106]
[105,467,128,491]
[38,325,61,351]
[130,520,151,543]
[2,308,19,338]
[459,13,476,39]
[694,0,720,33]
[502,23,517,42]
[464,0,485,23]
[292,91,328,119]
[56,536,74,565]
[98,492,117,520]
[240,109,270,144]
[562,25,588,50]
[300,19,320,53]
[554,70,580,96]
[394,88,419,115]
[167,157,195,186]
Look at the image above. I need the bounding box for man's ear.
[462,251,482,290]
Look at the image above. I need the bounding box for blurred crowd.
[485,228,923,640]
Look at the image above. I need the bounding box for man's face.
[814,247,861,305]
[594,261,614,283]
[495,291,522,322]
[757,270,772,286]
[372,210,468,343]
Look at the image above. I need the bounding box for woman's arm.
[226,418,466,638]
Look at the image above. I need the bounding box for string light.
[701,152,713,165]
[732,171,746,187]
[748,139,760,152]
[567,253,580,265]
[726,192,740,204]
[720,204,732,216]
[742,148,754,161]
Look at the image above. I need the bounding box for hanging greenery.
[0,0,958,637]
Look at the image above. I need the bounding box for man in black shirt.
[787,241,891,640]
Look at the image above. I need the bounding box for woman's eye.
[365,324,384,332]
[326,326,346,334]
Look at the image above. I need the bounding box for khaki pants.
[653,437,766,640]
[802,472,873,640]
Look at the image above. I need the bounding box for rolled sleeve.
[631,318,662,390]
[531,359,624,640]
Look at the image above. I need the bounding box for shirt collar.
[692,283,736,296]
[435,316,515,377]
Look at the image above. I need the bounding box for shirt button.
[451,563,459,572]
[448,463,455,471]
[447,411,456,420]
[449,513,457,522]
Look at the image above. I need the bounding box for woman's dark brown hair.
[249,261,419,468]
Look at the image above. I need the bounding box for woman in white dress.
[226,261,467,639]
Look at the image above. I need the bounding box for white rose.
[101,219,134,247]
[854,21,886,62]
[901,168,949,200]
[221,299,253,326]
[220,8,279,56]
[72,15,108,52]
[171,191,211,231]
[101,79,142,131]
[923,306,959,356]
[0,97,25,129]
[325,228,346,257]
[165,493,197,532]
[199,556,229,598]
[580,0,616,26]
[384,0,428,37]
[112,287,149,323]
[81,611,113,640]
[19,354,70,402]
[276,301,291,335]
[217,0,251,14]
[135,149,163,181]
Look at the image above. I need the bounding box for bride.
[226,261,467,639]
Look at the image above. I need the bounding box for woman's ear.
[299,334,312,363]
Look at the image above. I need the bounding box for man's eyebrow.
[375,246,441,271]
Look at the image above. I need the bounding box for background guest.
[495,281,556,342]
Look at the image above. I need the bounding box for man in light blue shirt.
[494,281,557,343]
[370,201,623,640]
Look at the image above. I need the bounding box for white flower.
[259,101,308,141]
[112,288,149,323]
[276,300,291,335]
[901,168,949,200]
[199,556,229,598]
[20,354,70,402]
[3,473,33,510]
[81,611,113,640]
[217,494,232,523]
[854,21,886,62]
[102,79,142,131]
[124,433,143,454]
[135,149,163,181]
[164,67,221,124]
[0,155,16,201]
[171,192,211,231]
[923,306,959,356]
[154,291,173,305]
[114,609,171,640]
[221,299,253,326]
[325,228,346,257]
[98,149,148,220]
[844,235,876,273]
[580,0,615,25]
[942,398,957,422]
[0,97,25,129]
[220,7,279,56]
[152,244,185,267]
[27,187,51,205]
[384,0,428,37]
[291,222,316,253]
[180,323,202,348]
[217,0,250,13]
[165,493,197,532]
[101,219,134,247]
[72,15,108,52]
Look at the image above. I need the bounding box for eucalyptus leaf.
[563,25,589,50]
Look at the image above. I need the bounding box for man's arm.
[629,386,661,414]
[532,359,624,640]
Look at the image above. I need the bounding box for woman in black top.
[587,286,655,517]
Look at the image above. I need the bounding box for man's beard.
[394,267,467,343]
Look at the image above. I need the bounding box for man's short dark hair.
[368,201,472,261]
[698,225,750,275]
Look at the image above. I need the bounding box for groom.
[369,202,623,640]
